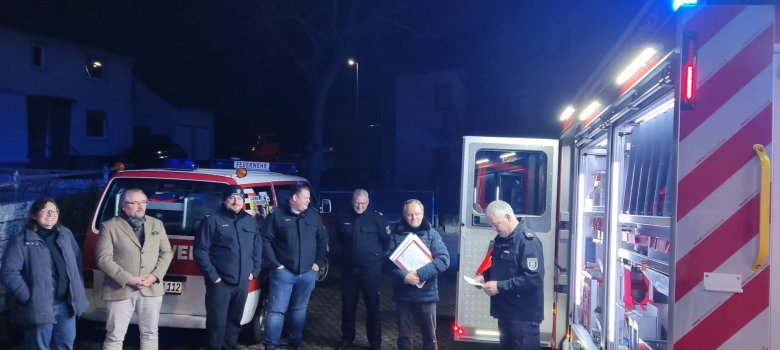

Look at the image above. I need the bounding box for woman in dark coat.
[1,197,89,350]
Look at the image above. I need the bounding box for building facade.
[0,26,213,166]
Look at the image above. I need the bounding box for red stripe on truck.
[674,267,769,349]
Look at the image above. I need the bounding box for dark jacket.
[194,207,262,285]
[387,219,449,303]
[1,226,89,326]
[483,221,544,322]
[337,209,390,275]
[262,205,328,275]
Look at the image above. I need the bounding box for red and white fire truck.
[455,1,779,349]
[80,160,331,342]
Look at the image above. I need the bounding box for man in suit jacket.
[96,188,173,350]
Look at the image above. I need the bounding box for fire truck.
[455,1,779,349]
[80,160,331,342]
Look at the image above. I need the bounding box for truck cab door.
[456,136,559,346]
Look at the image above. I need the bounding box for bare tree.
[253,0,458,188]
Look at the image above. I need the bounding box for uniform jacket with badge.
[262,205,328,275]
[96,215,173,301]
[337,209,390,275]
[194,206,262,285]
[1,226,89,326]
[387,219,450,303]
[483,220,544,322]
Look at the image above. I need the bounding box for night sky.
[0,0,645,182]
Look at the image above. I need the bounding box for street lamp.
[347,58,359,120]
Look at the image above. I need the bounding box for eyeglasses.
[124,201,149,206]
[39,209,59,215]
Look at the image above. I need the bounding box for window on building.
[85,56,104,79]
[434,83,452,110]
[86,111,107,138]
[32,45,45,69]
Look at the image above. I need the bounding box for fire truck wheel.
[242,292,268,343]
[316,256,329,284]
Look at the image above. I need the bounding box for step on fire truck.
[81,159,331,343]
[455,1,779,349]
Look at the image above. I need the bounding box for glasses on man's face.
[39,209,59,216]
[124,201,149,206]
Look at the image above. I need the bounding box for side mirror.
[320,198,332,214]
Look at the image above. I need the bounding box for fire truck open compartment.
[569,92,676,350]
[564,3,780,349]
[457,3,780,349]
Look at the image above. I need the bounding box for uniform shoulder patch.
[386,225,391,235]
[527,257,539,271]
[524,231,534,240]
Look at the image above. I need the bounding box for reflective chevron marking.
[673,5,774,349]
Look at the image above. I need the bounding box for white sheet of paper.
[389,233,432,272]
[389,233,433,288]
[463,275,484,287]
[395,248,432,272]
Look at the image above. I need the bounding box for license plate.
[164,281,183,294]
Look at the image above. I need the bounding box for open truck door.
[454,136,563,347]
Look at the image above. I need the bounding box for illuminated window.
[85,56,104,79]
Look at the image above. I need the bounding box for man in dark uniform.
[336,189,390,350]
[194,184,262,350]
[262,184,328,350]
[475,200,544,350]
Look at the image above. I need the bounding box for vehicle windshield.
[94,178,228,236]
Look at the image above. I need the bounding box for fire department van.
[455,1,780,349]
[80,160,331,342]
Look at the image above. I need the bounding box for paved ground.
[4,259,500,350]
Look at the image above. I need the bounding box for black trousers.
[497,318,540,350]
[341,270,382,347]
[205,280,248,350]
[396,301,437,350]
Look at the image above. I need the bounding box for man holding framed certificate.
[387,199,449,350]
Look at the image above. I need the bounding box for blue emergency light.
[162,158,198,170]
[673,0,697,11]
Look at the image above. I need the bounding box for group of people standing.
[334,190,544,350]
[193,183,328,350]
[0,184,323,350]
[1,185,544,350]
[334,190,451,350]
[0,188,177,350]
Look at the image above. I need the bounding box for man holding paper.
[474,200,544,350]
[387,199,449,350]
